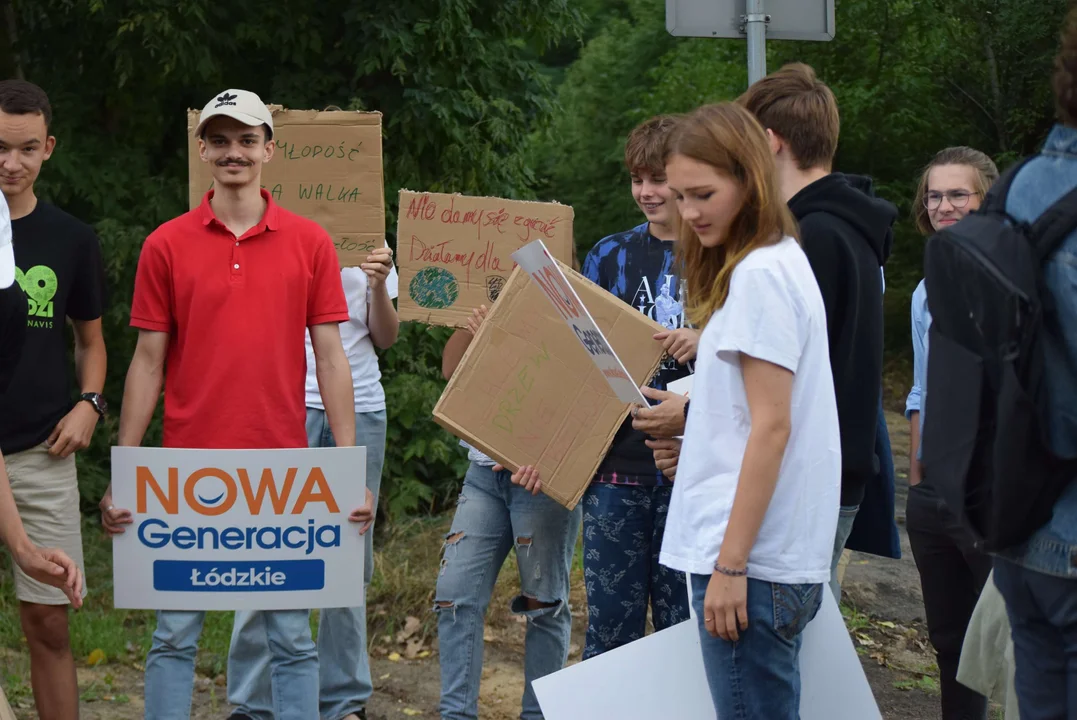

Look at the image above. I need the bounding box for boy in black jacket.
[739,64,898,600]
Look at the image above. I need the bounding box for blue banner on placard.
[152,560,325,592]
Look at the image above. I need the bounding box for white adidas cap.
[195,89,274,140]
[0,192,13,290]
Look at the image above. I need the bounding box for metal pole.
[745,0,767,86]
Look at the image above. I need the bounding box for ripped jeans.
[434,462,582,720]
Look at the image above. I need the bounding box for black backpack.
[921,157,1077,552]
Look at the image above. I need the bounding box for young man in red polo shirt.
[98,89,373,720]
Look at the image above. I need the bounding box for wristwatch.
[79,392,108,418]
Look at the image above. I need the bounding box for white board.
[533,586,880,719]
[668,375,694,397]
[111,446,366,611]
[666,0,836,41]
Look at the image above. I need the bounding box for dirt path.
[4,412,957,719]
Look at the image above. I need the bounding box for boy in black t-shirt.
[0,189,84,611]
[576,116,694,658]
[0,79,107,719]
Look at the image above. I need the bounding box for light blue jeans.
[828,504,860,602]
[143,608,317,720]
[435,463,582,720]
[227,408,386,720]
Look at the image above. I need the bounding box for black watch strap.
[80,392,107,417]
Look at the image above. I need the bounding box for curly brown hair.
[1055,4,1077,126]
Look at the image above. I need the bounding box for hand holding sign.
[654,328,700,365]
[497,464,542,496]
[632,387,688,439]
[349,487,375,535]
[99,485,133,536]
[465,305,489,336]
[362,246,394,291]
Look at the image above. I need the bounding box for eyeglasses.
[924,190,980,210]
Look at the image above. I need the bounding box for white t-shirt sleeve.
[715,266,803,374]
[386,264,399,300]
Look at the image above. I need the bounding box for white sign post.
[111,446,366,611]
[665,0,836,85]
[512,239,649,406]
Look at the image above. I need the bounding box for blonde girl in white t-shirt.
[658,102,841,719]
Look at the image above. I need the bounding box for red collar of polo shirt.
[198,188,281,241]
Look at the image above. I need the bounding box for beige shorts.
[6,442,88,605]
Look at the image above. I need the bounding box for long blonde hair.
[666,103,798,327]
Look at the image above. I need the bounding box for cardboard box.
[187,108,385,268]
[433,262,665,509]
[397,190,575,327]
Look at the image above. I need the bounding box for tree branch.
[945,78,1002,143]
[977,13,1006,150]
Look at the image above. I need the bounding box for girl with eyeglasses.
[905,146,999,720]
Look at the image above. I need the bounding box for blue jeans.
[435,463,582,720]
[828,504,860,602]
[994,557,1077,720]
[690,574,822,720]
[582,483,690,658]
[228,408,386,720]
[144,608,317,720]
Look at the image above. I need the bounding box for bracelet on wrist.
[713,561,748,577]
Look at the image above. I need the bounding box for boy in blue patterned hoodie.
[577,115,693,658]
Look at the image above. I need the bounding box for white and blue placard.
[111,446,366,611]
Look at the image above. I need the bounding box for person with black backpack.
[980,13,1077,718]
[906,146,999,720]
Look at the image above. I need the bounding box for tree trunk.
[979,15,1007,151]
[1,0,24,80]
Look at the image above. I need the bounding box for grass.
[0,514,459,678]
[0,508,583,679]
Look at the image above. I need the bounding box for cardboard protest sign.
[513,239,649,406]
[433,262,665,510]
[187,108,384,268]
[533,585,881,719]
[396,191,575,327]
[111,446,366,611]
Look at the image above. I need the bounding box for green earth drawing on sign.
[410,267,459,310]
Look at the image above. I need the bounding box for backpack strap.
[1029,184,1077,264]
[981,156,1036,214]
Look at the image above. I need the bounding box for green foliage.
[6,0,585,517]
[4,0,1069,519]
[532,0,1068,399]
[378,324,469,519]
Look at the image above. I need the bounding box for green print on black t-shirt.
[15,264,58,327]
